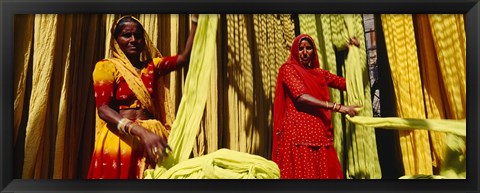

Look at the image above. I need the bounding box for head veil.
[272,34,326,161]
[285,34,320,69]
[108,15,173,128]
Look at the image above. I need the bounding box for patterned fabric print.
[93,60,115,107]
[88,55,178,179]
[275,64,344,179]
[87,123,139,179]
[277,143,343,179]
[273,34,346,179]
[93,56,178,109]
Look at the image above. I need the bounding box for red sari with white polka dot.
[273,34,346,179]
[88,55,177,179]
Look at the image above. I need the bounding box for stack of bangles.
[191,15,198,23]
[117,118,136,135]
[325,101,342,112]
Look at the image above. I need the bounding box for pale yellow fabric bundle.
[144,148,280,179]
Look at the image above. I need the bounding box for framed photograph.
[1,0,478,192]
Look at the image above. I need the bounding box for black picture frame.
[1,0,478,192]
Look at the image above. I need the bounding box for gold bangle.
[126,123,136,135]
[332,103,337,111]
[326,101,329,109]
[191,15,198,23]
[117,118,132,134]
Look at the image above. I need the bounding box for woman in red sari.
[272,34,359,179]
[88,15,197,179]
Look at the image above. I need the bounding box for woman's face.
[298,39,314,66]
[115,21,145,58]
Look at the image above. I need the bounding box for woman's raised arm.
[176,14,199,66]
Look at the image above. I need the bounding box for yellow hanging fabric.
[104,14,116,58]
[52,14,74,179]
[225,14,255,154]
[22,14,58,179]
[414,14,447,170]
[381,14,433,176]
[252,14,294,158]
[428,14,466,120]
[169,14,181,112]
[144,149,279,179]
[14,14,34,145]
[428,14,466,178]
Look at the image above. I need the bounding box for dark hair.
[113,16,145,38]
[299,36,314,47]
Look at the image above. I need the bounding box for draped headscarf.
[272,34,331,161]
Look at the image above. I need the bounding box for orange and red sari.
[87,16,175,179]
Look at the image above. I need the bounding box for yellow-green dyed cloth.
[346,116,466,179]
[159,14,219,169]
[143,14,280,179]
[144,148,280,179]
[346,116,466,137]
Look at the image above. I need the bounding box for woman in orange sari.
[272,34,359,179]
[88,15,197,179]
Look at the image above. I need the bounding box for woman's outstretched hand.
[339,105,361,117]
[348,37,360,48]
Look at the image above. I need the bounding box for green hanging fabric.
[341,14,381,179]
[346,116,465,137]
[346,115,466,179]
[157,14,219,169]
[143,14,280,179]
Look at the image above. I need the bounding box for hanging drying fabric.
[143,14,280,179]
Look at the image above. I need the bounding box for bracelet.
[325,101,330,109]
[336,104,342,112]
[191,15,198,23]
[332,103,337,111]
[117,118,133,134]
[126,123,136,135]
